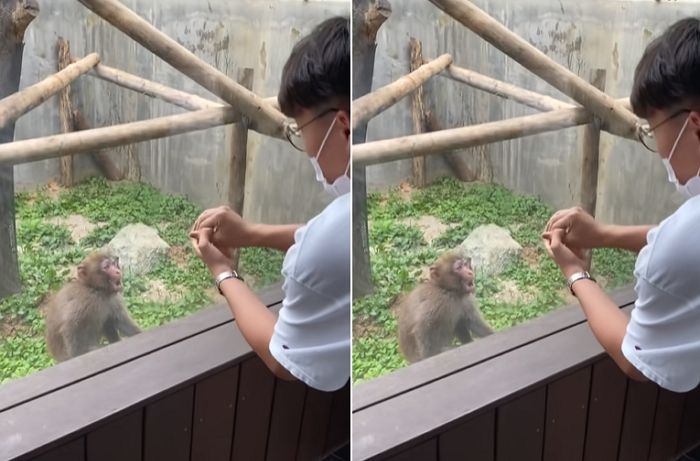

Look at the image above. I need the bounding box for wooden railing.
[353,286,700,461]
[0,284,349,461]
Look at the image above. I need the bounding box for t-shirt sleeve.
[269,275,351,392]
[622,275,700,392]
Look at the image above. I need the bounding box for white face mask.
[662,115,700,198]
[309,116,351,197]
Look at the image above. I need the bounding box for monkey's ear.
[77,264,87,279]
[429,264,439,279]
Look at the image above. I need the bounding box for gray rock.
[107,224,170,275]
[458,224,522,277]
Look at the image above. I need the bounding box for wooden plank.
[0,53,100,130]
[496,387,546,461]
[32,439,85,461]
[190,366,240,461]
[353,306,635,460]
[56,37,75,187]
[0,0,37,300]
[580,69,605,270]
[427,0,638,139]
[352,54,452,130]
[678,385,700,453]
[583,358,628,461]
[0,309,265,460]
[228,68,253,271]
[351,0,391,299]
[386,439,437,461]
[409,37,427,188]
[648,389,685,461]
[265,379,307,461]
[354,286,636,412]
[0,283,283,413]
[617,379,659,461]
[439,410,495,461]
[353,105,592,166]
[143,386,194,461]
[76,0,285,138]
[86,410,142,461]
[230,358,276,461]
[296,387,335,461]
[543,367,592,461]
[324,381,351,454]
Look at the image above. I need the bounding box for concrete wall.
[13,0,348,225]
[364,0,700,226]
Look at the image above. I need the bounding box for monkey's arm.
[115,309,141,337]
[247,223,303,252]
[104,323,121,343]
[570,280,647,381]
[218,277,297,381]
[467,309,494,338]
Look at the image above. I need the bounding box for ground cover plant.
[0,178,284,383]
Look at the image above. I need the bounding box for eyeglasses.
[638,109,691,153]
[285,107,340,152]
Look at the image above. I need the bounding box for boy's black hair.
[631,17,700,118]
[278,16,350,118]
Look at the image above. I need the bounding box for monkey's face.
[79,254,122,293]
[100,258,122,293]
[453,257,475,294]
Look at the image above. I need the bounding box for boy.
[543,18,700,394]
[190,17,350,393]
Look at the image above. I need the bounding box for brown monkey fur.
[396,251,494,363]
[44,251,141,362]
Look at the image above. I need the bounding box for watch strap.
[215,270,244,294]
[566,271,596,296]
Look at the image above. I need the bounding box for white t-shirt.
[622,194,700,392]
[269,192,350,392]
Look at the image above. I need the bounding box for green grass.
[0,177,284,383]
[352,177,637,384]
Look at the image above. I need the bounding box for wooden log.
[89,62,281,113]
[91,62,220,111]
[72,109,124,181]
[0,106,239,167]
[57,37,75,186]
[0,0,38,299]
[352,0,392,298]
[580,69,606,271]
[352,53,452,130]
[353,106,591,166]
[77,0,286,139]
[0,53,99,130]
[439,62,573,112]
[425,111,476,182]
[228,68,254,271]
[428,0,639,139]
[409,38,427,188]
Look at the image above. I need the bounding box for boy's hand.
[543,228,587,278]
[544,206,606,250]
[191,206,256,252]
[190,227,233,276]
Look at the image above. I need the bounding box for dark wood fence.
[0,284,349,461]
[353,286,700,461]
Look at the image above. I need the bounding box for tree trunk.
[409,38,427,188]
[57,37,74,186]
[352,0,391,298]
[0,0,39,299]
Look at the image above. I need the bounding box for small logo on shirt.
[282,345,289,350]
[634,345,642,351]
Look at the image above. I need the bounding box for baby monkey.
[44,251,141,362]
[396,251,494,363]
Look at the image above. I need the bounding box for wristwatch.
[215,270,245,294]
[566,271,596,296]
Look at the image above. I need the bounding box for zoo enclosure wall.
[11,0,347,226]
[363,0,700,226]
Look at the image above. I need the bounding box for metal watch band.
[215,270,244,294]
[566,271,596,296]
